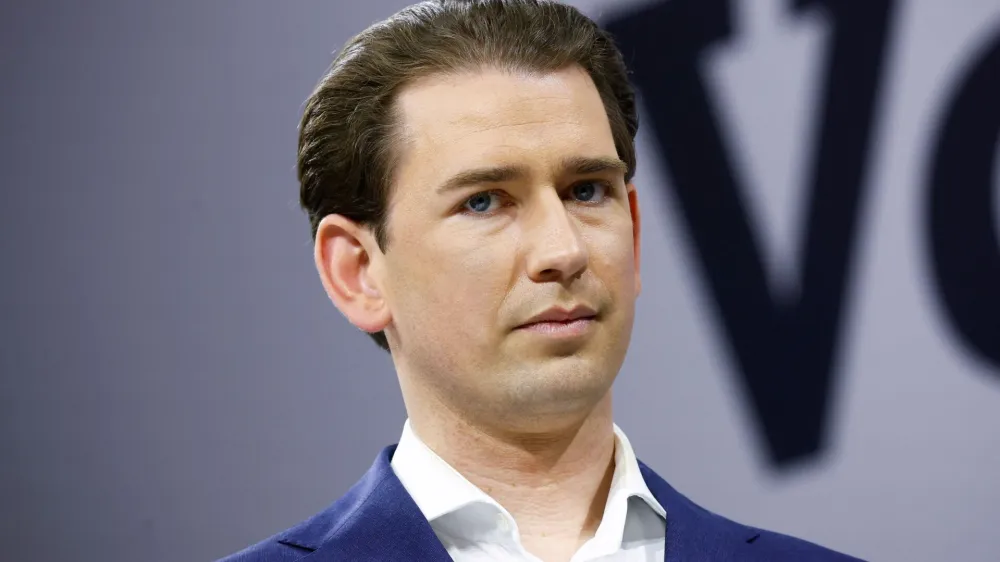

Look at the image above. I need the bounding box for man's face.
[378,66,641,424]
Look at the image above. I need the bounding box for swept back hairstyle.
[298,0,639,351]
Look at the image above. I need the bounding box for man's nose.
[524,191,589,283]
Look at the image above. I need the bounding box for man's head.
[301,0,641,427]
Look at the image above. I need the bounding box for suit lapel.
[639,460,761,562]
[279,446,452,562]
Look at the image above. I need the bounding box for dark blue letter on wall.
[927,31,1000,373]
[604,0,897,468]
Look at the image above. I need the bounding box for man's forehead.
[390,67,619,190]
[395,67,606,134]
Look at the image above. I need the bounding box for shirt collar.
[608,423,666,519]
[390,419,500,522]
[389,419,666,549]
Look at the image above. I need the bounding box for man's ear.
[313,214,392,334]
[627,182,642,297]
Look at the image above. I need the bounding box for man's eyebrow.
[436,165,528,194]
[435,156,628,195]
[561,155,629,177]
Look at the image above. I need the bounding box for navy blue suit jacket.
[219,445,863,561]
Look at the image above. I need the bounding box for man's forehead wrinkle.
[444,91,581,122]
[412,116,584,153]
[450,101,582,124]
[460,118,583,136]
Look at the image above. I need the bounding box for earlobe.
[314,215,392,334]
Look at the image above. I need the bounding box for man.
[221,1,863,560]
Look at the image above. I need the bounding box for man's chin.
[497,367,615,413]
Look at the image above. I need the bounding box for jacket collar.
[276,446,450,561]
[637,460,762,560]
[277,445,760,561]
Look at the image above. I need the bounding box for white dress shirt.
[390,420,666,561]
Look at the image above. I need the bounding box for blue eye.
[461,182,611,216]
[463,191,499,214]
[572,181,609,203]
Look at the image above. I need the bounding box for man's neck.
[407,393,616,561]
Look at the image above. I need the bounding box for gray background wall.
[1,1,997,561]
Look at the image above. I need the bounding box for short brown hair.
[298,0,639,351]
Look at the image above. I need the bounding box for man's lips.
[517,304,598,327]
[515,316,596,336]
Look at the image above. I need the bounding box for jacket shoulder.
[741,526,866,561]
[680,494,865,561]
[214,533,309,562]
[214,445,404,561]
[638,460,865,561]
